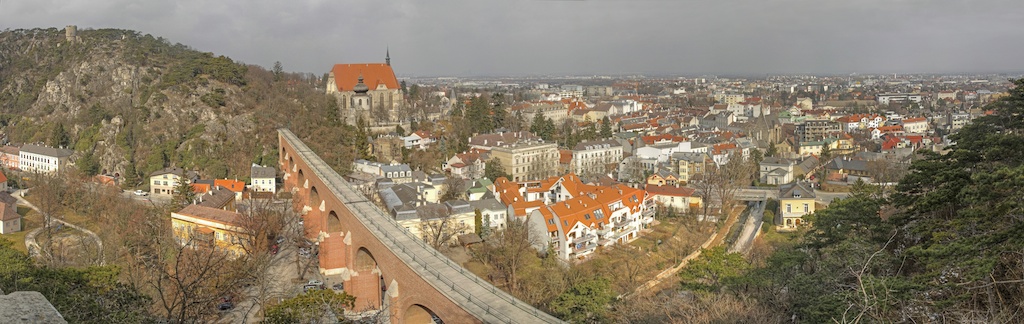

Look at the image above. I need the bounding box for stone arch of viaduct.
[278,129,562,324]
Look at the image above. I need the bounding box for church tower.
[352,74,371,110]
[386,48,391,66]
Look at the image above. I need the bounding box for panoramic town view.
[1,1,1023,323]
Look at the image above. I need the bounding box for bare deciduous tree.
[417,203,469,250]
[471,217,538,293]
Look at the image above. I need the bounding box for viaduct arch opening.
[405,304,442,324]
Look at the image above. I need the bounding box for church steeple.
[386,47,391,66]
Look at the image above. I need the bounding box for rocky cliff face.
[0,28,285,183]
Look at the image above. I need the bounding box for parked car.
[332,283,344,291]
[303,280,325,292]
[270,244,279,255]
[217,296,234,311]
[133,190,149,196]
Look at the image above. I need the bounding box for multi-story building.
[171,205,248,257]
[876,93,923,105]
[443,151,486,180]
[149,167,197,196]
[570,139,622,177]
[0,146,19,170]
[835,114,885,132]
[795,120,841,142]
[250,164,277,194]
[778,182,816,229]
[901,117,930,134]
[671,152,710,184]
[490,141,559,182]
[19,144,73,174]
[759,157,795,185]
[494,174,654,261]
[645,184,702,214]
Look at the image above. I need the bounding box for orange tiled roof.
[559,150,573,164]
[214,179,245,193]
[645,185,696,197]
[330,63,399,91]
[191,183,211,194]
[902,117,927,123]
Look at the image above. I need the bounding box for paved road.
[15,189,104,264]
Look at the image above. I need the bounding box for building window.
[786,204,791,213]
[803,203,809,213]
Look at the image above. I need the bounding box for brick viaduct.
[278,129,563,324]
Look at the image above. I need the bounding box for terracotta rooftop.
[174,204,243,227]
[330,63,399,92]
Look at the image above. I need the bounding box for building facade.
[571,139,623,177]
[250,164,277,194]
[171,205,248,257]
[490,141,559,182]
[19,144,73,174]
[326,53,404,126]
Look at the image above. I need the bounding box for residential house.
[250,164,277,194]
[0,146,18,170]
[443,151,486,180]
[171,205,248,257]
[571,139,623,177]
[759,157,795,185]
[150,167,197,196]
[380,163,413,183]
[468,131,541,151]
[214,179,246,201]
[196,186,237,211]
[835,114,885,132]
[645,184,702,214]
[526,181,652,260]
[465,178,493,201]
[671,151,710,184]
[646,169,680,186]
[901,117,930,134]
[19,144,73,174]
[778,182,815,229]
[402,130,435,150]
[469,198,508,230]
[825,157,873,183]
[0,193,21,234]
[490,140,559,182]
[396,201,476,246]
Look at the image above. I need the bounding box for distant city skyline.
[2,0,1023,77]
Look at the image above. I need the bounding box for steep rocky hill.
[0,27,357,186]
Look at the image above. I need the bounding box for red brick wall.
[280,136,480,324]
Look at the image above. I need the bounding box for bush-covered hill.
[0,27,360,186]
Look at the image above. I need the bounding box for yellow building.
[171,205,249,257]
[779,182,816,229]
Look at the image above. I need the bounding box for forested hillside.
[0,27,360,184]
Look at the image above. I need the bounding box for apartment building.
[571,139,623,177]
[490,141,559,182]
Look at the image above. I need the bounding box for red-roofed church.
[326,50,405,126]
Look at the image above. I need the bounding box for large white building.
[19,144,73,174]
[876,93,923,105]
[570,139,623,177]
[250,164,277,194]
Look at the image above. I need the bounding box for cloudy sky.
[2,0,1023,76]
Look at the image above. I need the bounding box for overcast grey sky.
[2,0,1023,76]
